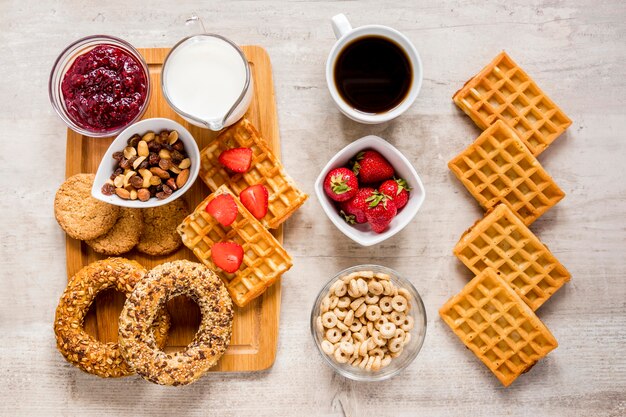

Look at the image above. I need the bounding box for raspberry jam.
[61,45,147,132]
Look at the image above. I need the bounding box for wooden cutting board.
[64,46,281,372]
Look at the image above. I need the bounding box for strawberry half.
[379,178,411,210]
[323,167,358,202]
[339,187,374,224]
[206,194,238,226]
[351,150,394,184]
[240,184,269,219]
[211,241,244,273]
[218,147,253,173]
[365,191,397,233]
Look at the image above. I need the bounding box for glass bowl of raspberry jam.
[49,35,150,137]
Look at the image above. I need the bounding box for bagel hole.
[164,295,201,352]
[84,288,126,343]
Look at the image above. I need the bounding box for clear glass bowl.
[310,264,427,381]
[48,35,151,138]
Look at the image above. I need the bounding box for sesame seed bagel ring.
[118,260,233,386]
[54,258,171,378]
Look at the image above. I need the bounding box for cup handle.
[331,14,352,39]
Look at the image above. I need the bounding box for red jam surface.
[61,45,147,132]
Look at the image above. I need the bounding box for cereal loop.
[339,341,354,355]
[401,315,414,331]
[357,278,368,296]
[349,320,362,332]
[389,311,404,326]
[322,311,338,328]
[354,303,367,318]
[379,322,397,339]
[391,295,408,312]
[388,337,403,353]
[365,305,382,321]
[337,296,351,309]
[334,348,349,364]
[364,294,380,305]
[321,340,335,355]
[334,282,347,297]
[379,296,393,313]
[333,307,347,320]
[326,328,341,343]
[368,280,384,295]
[343,309,354,326]
[329,296,339,310]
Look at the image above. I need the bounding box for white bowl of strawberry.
[315,135,425,246]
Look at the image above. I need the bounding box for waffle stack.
[443,51,571,386]
[199,118,308,229]
[178,185,293,307]
[453,51,571,156]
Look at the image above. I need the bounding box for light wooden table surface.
[1,1,624,416]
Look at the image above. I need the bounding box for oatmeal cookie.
[137,199,188,256]
[86,208,143,255]
[54,173,119,240]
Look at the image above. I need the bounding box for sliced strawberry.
[240,184,269,219]
[206,194,238,226]
[211,241,244,273]
[218,147,253,173]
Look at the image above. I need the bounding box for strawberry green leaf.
[339,210,356,224]
[394,177,412,192]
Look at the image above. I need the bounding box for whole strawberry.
[379,178,411,210]
[324,167,358,202]
[339,187,375,224]
[365,191,397,233]
[351,150,394,184]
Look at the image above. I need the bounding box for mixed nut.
[101,130,191,201]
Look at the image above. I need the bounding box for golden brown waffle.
[177,185,293,307]
[453,51,571,156]
[455,204,570,311]
[199,118,307,229]
[439,268,558,387]
[448,120,564,225]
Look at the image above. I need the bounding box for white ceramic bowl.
[314,135,425,246]
[92,118,200,208]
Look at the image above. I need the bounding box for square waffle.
[177,185,293,307]
[453,51,571,156]
[439,268,558,387]
[448,119,565,225]
[199,118,307,229]
[455,204,571,311]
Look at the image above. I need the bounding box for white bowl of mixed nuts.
[92,118,200,208]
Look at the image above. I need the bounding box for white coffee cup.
[326,14,423,124]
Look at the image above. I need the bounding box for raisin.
[148,152,160,166]
[119,157,131,169]
[172,141,184,151]
[101,183,115,196]
[156,191,168,200]
[148,141,161,152]
[162,143,174,151]
[130,175,144,189]
[127,134,140,147]
[171,150,184,164]
[148,185,158,197]
[159,159,172,170]
[162,184,173,195]
[138,159,149,170]
[112,151,124,161]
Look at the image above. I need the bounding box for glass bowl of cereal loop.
[310,264,426,381]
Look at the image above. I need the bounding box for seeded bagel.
[54,258,170,378]
[54,173,120,240]
[118,260,233,386]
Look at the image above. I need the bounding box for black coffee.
[334,36,412,114]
